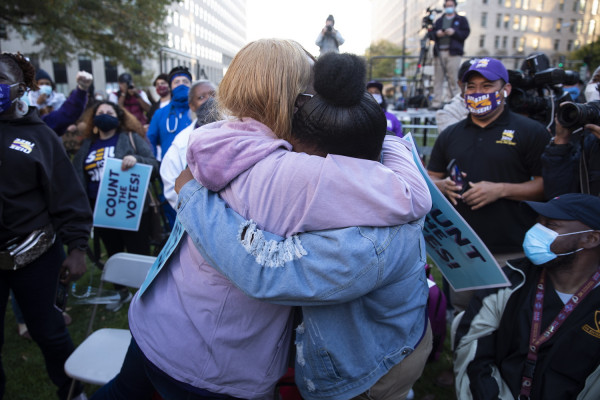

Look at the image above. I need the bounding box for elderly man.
[454,193,600,400]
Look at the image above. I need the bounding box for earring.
[14,99,28,118]
[93,126,99,135]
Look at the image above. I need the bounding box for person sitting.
[453,193,600,400]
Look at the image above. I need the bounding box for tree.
[0,0,176,70]
[571,41,600,73]
[365,40,407,80]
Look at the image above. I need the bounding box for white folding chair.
[64,252,156,398]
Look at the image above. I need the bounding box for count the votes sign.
[404,134,510,292]
[93,158,152,231]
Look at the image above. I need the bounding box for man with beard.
[453,193,600,400]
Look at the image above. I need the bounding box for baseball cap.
[463,58,509,83]
[524,193,600,230]
[118,73,133,83]
[366,80,383,92]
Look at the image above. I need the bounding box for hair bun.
[313,53,366,107]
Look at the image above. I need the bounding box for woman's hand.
[121,155,137,171]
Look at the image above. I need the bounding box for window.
[52,60,68,84]
[502,35,508,48]
[479,34,486,47]
[513,37,519,48]
[532,37,540,49]
[559,0,565,10]
[513,14,520,30]
[482,12,488,27]
[567,39,573,51]
[556,18,563,31]
[483,0,488,4]
[518,37,526,52]
[521,15,528,31]
[575,39,581,49]
[573,0,579,11]
[576,19,583,33]
[78,55,92,74]
[590,19,597,35]
[523,0,530,8]
[104,57,118,83]
[494,35,500,48]
[554,39,560,50]
[515,0,522,6]
[593,0,599,14]
[578,0,586,13]
[497,13,503,28]
[536,0,544,11]
[534,16,542,32]
[505,0,512,6]
[571,19,577,33]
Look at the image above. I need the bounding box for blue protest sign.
[93,158,152,231]
[405,134,510,291]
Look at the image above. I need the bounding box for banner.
[93,158,152,231]
[405,134,510,291]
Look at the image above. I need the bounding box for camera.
[326,25,332,32]
[557,101,600,129]
[507,53,579,125]
[422,7,442,30]
[127,81,134,90]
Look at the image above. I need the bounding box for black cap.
[524,193,600,230]
[118,73,133,83]
[366,80,383,92]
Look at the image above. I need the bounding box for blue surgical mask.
[93,114,120,133]
[445,7,455,14]
[38,84,52,97]
[564,86,580,101]
[523,223,592,265]
[171,84,190,104]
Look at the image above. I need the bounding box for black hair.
[292,52,387,161]
[0,52,38,91]
[444,0,457,5]
[167,66,192,87]
[153,73,169,86]
[458,58,477,81]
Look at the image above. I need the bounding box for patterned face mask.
[464,90,503,116]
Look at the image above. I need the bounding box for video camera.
[422,7,442,30]
[507,53,579,126]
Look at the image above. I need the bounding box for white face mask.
[585,83,600,101]
[371,93,383,104]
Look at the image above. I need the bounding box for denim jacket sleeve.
[177,180,390,306]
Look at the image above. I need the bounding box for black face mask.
[93,114,120,132]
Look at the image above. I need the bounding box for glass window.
[505,0,512,6]
[534,16,542,32]
[78,55,92,74]
[483,0,488,4]
[593,0,599,14]
[576,19,583,33]
[502,36,508,48]
[52,60,68,84]
[497,13,503,28]
[482,12,488,27]
[513,14,520,30]
[532,37,539,49]
[104,57,118,83]
[479,34,486,47]
[536,0,544,10]
[573,0,579,11]
[556,17,563,31]
[494,35,500,48]
[571,18,577,32]
[518,37,526,52]
[515,0,522,6]
[575,39,581,49]
[559,0,565,10]
[523,0,530,8]
[579,0,586,13]
[521,15,528,31]
[554,39,560,50]
[590,19,597,35]
[567,39,573,51]
[504,14,511,28]
[513,36,519,48]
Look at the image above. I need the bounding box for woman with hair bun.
[176,51,432,400]
[92,41,430,400]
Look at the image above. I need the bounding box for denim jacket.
[178,181,429,400]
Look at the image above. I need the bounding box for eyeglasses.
[298,93,314,99]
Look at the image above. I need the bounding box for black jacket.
[0,108,92,252]
[428,14,470,57]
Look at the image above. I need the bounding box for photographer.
[108,72,151,126]
[427,0,470,110]
[542,98,600,199]
[315,14,345,56]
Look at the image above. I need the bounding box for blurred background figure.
[315,14,344,56]
[108,72,151,126]
[367,80,403,137]
[147,73,171,123]
[28,68,66,116]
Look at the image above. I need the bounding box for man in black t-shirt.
[427,58,550,311]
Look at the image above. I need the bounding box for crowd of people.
[1,25,600,400]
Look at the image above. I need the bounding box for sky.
[246,0,372,56]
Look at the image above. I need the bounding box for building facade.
[0,0,247,97]
[372,0,597,72]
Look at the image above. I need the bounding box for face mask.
[156,86,170,98]
[171,84,189,103]
[39,84,52,97]
[445,7,455,14]
[564,86,580,101]
[465,91,503,116]
[371,93,383,104]
[523,223,592,265]
[93,114,120,132]
[585,83,600,101]
[0,83,23,114]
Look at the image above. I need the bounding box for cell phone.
[446,159,468,194]
[54,281,68,312]
[128,82,134,90]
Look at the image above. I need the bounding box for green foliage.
[570,41,600,70]
[0,0,176,70]
[365,40,407,79]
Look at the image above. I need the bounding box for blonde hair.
[217,39,313,141]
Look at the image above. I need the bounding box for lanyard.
[519,268,600,399]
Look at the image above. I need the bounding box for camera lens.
[557,101,600,128]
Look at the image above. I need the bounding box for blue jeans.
[0,240,83,400]
[91,338,244,400]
